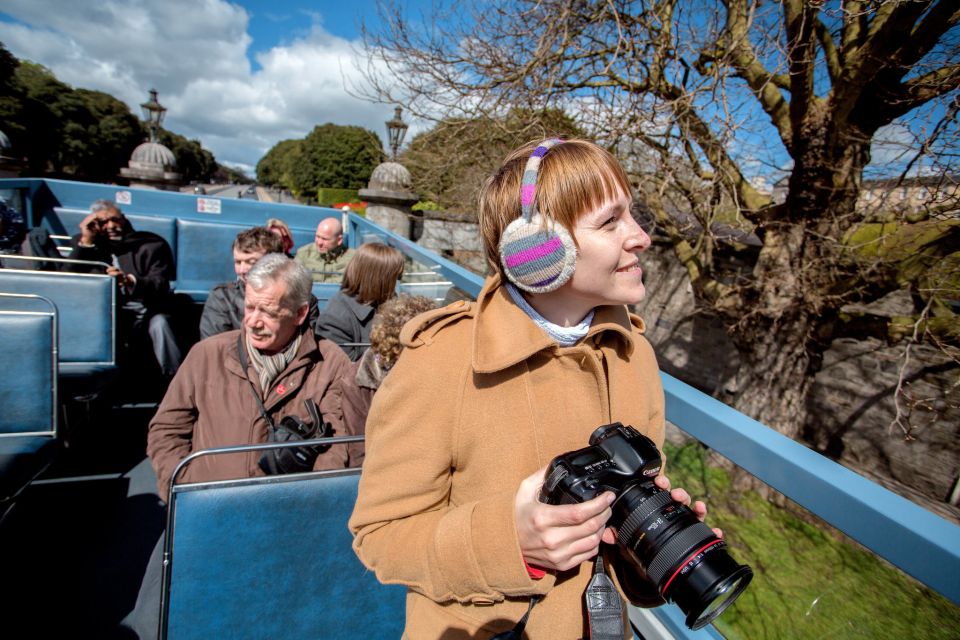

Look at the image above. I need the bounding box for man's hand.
[79,211,102,245]
[106,266,134,291]
[515,465,616,572]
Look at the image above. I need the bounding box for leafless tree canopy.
[358,0,959,438]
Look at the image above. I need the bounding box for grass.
[660,442,960,639]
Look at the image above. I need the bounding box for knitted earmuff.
[498,138,577,293]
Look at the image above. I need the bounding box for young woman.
[339,294,438,459]
[313,242,405,360]
[350,139,713,639]
[265,217,295,257]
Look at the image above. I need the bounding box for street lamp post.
[140,89,167,143]
[385,106,408,161]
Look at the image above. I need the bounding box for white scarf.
[505,283,594,347]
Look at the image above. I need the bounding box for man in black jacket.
[70,199,181,377]
[199,226,283,340]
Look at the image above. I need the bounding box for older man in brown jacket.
[148,253,362,500]
[126,254,361,640]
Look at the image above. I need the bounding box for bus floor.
[0,404,162,638]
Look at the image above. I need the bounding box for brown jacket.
[147,328,362,501]
[349,275,665,639]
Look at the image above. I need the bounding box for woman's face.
[565,189,651,309]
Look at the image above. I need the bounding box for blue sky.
[0,1,948,183]
[0,0,426,175]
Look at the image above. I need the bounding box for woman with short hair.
[313,242,405,360]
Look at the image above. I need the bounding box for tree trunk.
[729,311,816,441]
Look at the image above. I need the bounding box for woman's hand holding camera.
[514,465,618,572]
[654,473,723,540]
[514,467,723,573]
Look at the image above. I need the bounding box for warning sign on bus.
[197,198,222,214]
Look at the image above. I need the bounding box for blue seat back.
[173,219,248,298]
[0,295,57,436]
[0,269,115,372]
[311,283,341,311]
[164,467,405,639]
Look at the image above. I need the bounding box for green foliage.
[257,124,383,199]
[843,218,959,343]
[0,43,218,182]
[256,138,301,187]
[213,164,251,184]
[15,61,145,180]
[412,200,440,211]
[155,129,217,183]
[74,89,144,182]
[316,187,359,206]
[403,108,583,217]
[661,442,960,639]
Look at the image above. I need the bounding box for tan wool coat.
[147,328,362,502]
[349,275,665,639]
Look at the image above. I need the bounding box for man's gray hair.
[247,253,312,311]
[90,199,121,215]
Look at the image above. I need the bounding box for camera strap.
[585,554,625,640]
[489,595,541,640]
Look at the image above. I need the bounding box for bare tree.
[358,0,959,439]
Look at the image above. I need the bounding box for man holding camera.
[148,253,362,500]
[126,255,361,639]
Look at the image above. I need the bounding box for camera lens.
[611,483,753,630]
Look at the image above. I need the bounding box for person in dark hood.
[0,196,26,255]
[68,199,182,377]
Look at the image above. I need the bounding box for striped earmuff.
[498,139,577,293]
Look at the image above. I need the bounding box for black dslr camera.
[258,400,332,475]
[539,422,753,630]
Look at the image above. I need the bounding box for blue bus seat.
[0,294,59,505]
[47,207,178,258]
[173,219,249,300]
[311,282,341,311]
[162,460,405,639]
[0,269,116,379]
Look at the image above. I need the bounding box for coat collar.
[223,326,321,381]
[471,274,641,374]
[338,291,375,322]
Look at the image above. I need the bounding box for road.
[181,184,300,205]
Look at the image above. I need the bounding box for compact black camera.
[539,422,753,630]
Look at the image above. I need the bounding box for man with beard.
[69,199,181,377]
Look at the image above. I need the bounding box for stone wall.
[633,242,960,523]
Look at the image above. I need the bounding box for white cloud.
[0,0,407,175]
